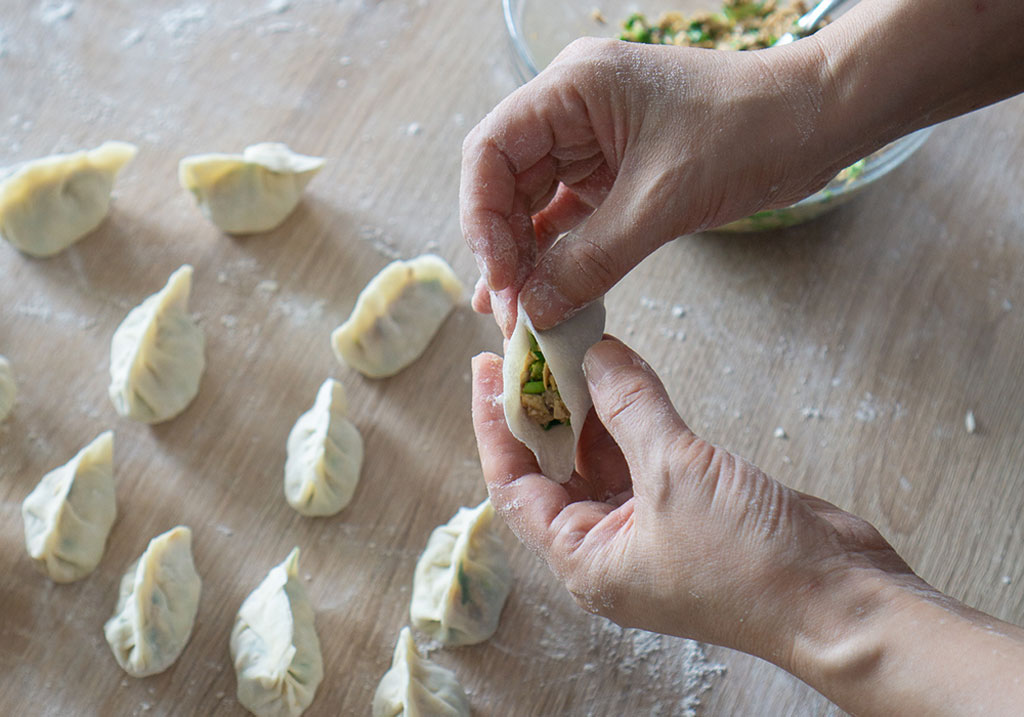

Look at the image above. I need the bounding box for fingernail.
[521,278,575,330]
[583,339,629,386]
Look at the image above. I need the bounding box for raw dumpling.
[372,627,470,717]
[0,141,137,257]
[179,143,325,234]
[231,548,323,717]
[410,499,511,646]
[284,378,364,517]
[0,355,15,421]
[331,254,464,378]
[108,264,206,423]
[503,299,606,483]
[21,431,117,582]
[104,526,202,677]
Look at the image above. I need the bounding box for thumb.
[583,338,692,470]
[520,169,671,330]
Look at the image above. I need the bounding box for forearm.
[784,568,1024,715]
[808,0,1024,173]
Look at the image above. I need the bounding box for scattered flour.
[256,279,279,294]
[899,476,912,492]
[854,393,879,422]
[40,1,75,24]
[266,0,290,13]
[405,122,423,136]
[773,427,787,440]
[964,409,977,434]
[160,5,207,38]
[121,27,145,47]
[800,407,822,420]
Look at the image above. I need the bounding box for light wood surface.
[2,1,1022,715]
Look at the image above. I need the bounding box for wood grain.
[1,1,1022,715]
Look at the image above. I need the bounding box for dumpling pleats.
[284,378,364,517]
[104,526,202,677]
[372,627,470,717]
[108,264,206,424]
[331,254,464,378]
[21,431,117,582]
[231,547,323,717]
[410,499,511,646]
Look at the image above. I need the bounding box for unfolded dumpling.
[331,254,464,378]
[231,548,323,717]
[284,378,364,517]
[503,299,606,483]
[104,525,202,677]
[372,627,470,717]
[410,499,511,646]
[0,141,137,257]
[108,264,206,423]
[0,355,15,421]
[21,431,117,582]
[179,143,325,234]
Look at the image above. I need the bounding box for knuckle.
[567,236,621,300]
[600,368,651,427]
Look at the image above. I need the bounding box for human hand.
[460,38,840,336]
[471,336,919,663]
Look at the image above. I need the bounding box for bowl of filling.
[503,0,933,231]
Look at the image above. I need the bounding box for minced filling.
[619,0,813,51]
[520,333,570,430]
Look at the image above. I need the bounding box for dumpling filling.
[520,333,570,430]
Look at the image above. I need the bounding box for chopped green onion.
[529,361,544,380]
[523,381,545,394]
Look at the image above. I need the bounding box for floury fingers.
[502,300,606,483]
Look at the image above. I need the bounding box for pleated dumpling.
[284,378,364,517]
[179,143,324,234]
[502,299,605,483]
[231,548,323,717]
[108,265,206,423]
[0,355,15,421]
[410,499,511,646]
[372,627,470,717]
[21,431,117,582]
[0,141,137,257]
[104,526,201,677]
[331,254,464,378]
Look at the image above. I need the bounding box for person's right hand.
[460,37,843,336]
[471,337,1024,716]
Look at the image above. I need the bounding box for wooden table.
[1,1,1021,714]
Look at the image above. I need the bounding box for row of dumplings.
[19,427,512,714]
[0,140,325,258]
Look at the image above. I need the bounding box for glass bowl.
[502,0,933,231]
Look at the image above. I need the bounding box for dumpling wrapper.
[21,431,117,582]
[104,525,202,677]
[108,264,206,424]
[179,142,325,234]
[372,627,470,717]
[284,378,364,517]
[0,355,15,421]
[231,547,323,717]
[410,499,512,646]
[331,254,464,378]
[0,141,137,257]
[503,299,606,483]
